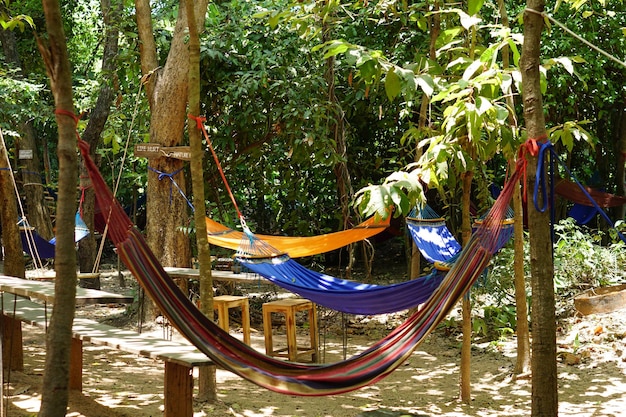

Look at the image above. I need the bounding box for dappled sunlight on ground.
[5,268,626,416]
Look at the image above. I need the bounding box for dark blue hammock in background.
[19,212,90,259]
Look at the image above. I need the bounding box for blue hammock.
[406,204,515,267]
[19,212,90,259]
[237,254,445,315]
[405,205,462,264]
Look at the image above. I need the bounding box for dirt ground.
[4,264,626,417]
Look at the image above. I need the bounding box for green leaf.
[385,69,401,101]
[459,11,481,30]
[468,0,485,16]
[475,96,493,116]
[415,74,435,97]
[463,60,483,81]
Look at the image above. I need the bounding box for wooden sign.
[19,149,33,160]
[134,144,191,161]
[161,146,191,161]
[134,143,161,158]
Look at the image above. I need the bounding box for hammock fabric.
[237,255,446,315]
[79,138,523,396]
[205,215,390,258]
[406,205,514,267]
[405,205,462,264]
[19,212,90,259]
[555,178,626,207]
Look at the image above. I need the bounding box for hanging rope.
[92,80,146,274]
[0,128,48,271]
[525,8,626,70]
[533,140,626,244]
[188,115,247,228]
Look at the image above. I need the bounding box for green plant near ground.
[552,218,626,293]
[483,218,625,299]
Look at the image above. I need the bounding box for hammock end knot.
[188,114,206,130]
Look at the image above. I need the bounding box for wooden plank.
[2,295,213,416]
[164,267,265,284]
[160,146,191,161]
[134,144,191,160]
[0,275,134,305]
[134,143,162,158]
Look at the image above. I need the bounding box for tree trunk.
[0,131,25,278]
[497,0,531,374]
[186,0,217,402]
[459,170,473,403]
[323,8,356,278]
[512,172,531,374]
[411,1,440,279]
[135,0,209,320]
[615,106,626,219]
[521,3,558,416]
[77,0,122,290]
[37,1,78,415]
[0,26,54,241]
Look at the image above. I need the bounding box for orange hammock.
[205,215,390,258]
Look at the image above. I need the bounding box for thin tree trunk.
[0,26,54,241]
[521,3,558,416]
[459,170,473,403]
[512,166,531,374]
[0,130,25,278]
[186,0,217,402]
[37,1,78,415]
[498,0,531,374]
[411,1,440,279]
[615,106,626,219]
[78,0,122,290]
[323,6,356,278]
[135,0,209,320]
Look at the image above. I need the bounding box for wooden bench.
[1,295,214,417]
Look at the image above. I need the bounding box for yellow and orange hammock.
[188,114,390,258]
[205,215,390,258]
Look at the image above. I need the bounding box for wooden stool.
[262,298,318,363]
[213,295,251,345]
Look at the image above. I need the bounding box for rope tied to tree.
[147,166,194,210]
[188,113,245,223]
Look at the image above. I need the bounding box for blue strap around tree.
[148,166,194,211]
[534,141,626,244]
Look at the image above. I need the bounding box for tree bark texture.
[77,0,122,289]
[1,26,54,241]
[185,0,217,402]
[37,1,78,416]
[521,2,558,416]
[0,131,25,278]
[135,0,208,319]
[459,170,473,403]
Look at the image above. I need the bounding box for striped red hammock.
[79,139,523,396]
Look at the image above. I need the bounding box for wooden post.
[164,362,194,417]
[68,338,83,391]
[1,315,24,371]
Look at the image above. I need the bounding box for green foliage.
[483,218,626,308]
[552,218,626,292]
[0,0,35,31]
[473,304,516,340]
